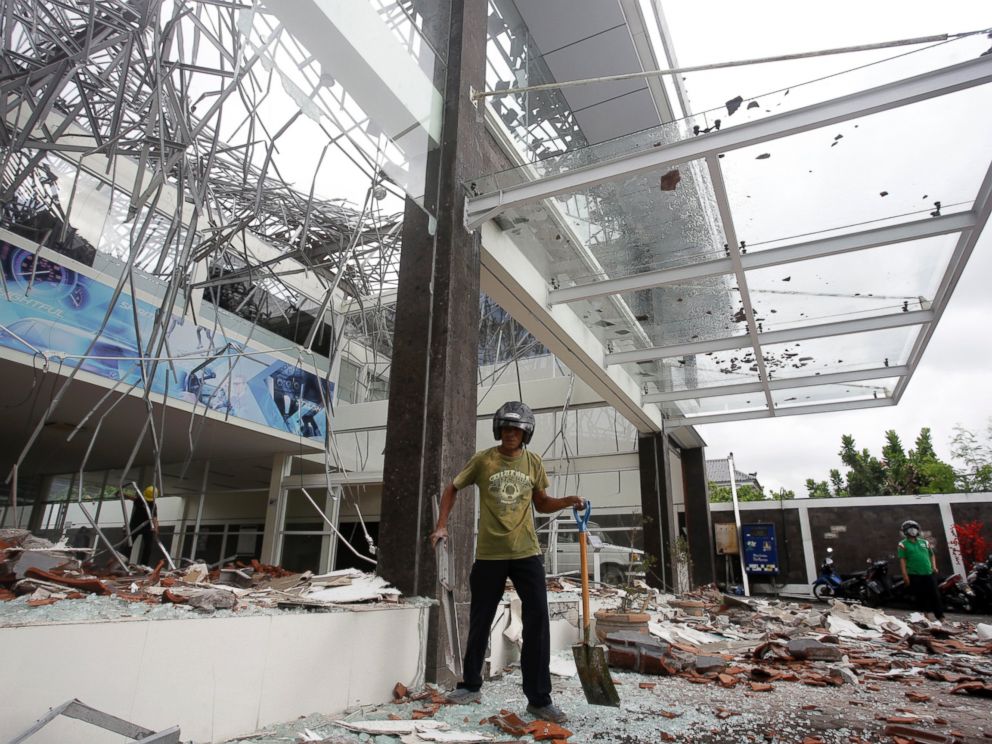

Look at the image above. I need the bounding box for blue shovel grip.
[572,500,592,533]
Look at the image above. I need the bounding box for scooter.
[966,555,992,612]
[812,547,869,603]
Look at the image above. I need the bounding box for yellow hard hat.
[143,486,157,501]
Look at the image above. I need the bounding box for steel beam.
[706,156,775,413]
[607,309,933,366]
[645,364,909,403]
[548,211,975,305]
[893,154,992,402]
[665,396,895,428]
[465,55,992,227]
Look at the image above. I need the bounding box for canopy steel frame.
[666,396,895,429]
[606,309,933,366]
[547,211,975,306]
[645,364,909,404]
[464,55,992,228]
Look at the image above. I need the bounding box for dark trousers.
[909,573,944,619]
[124,523,156,566]
[457,555,552,707]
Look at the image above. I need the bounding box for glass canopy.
[467,25,992,427]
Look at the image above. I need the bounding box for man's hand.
[430,526,448,548]
[570,496,587,511]
[902,573,910,585]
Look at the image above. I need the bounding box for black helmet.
[900,519,921,535]
[493,401,535,445]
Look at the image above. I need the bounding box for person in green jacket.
[897,519,944,621]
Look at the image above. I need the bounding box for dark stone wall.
[807,503,947,576]
[709,499,992,590]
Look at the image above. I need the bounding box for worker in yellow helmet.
[121,485,161,566]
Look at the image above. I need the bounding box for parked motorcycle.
[888,570,976,614]
[938,573,976,613]
[966,555,992,612]
[812,548,869,603]
[860,558,893,607]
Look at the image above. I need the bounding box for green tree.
[909,427,956,493]
[829,469,847,497]
[839,434,885,495]
[950,420,992,492]
[708,481,765,503]
[881,430,913,494]
[805,478,832,498]
[769,487,795,500]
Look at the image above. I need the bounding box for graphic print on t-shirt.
[489,469,532,513]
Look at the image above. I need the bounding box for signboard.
[0,240,332,440]
[714,523,739,555]
[741,523,778,575]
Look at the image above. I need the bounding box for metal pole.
[473,32,963,101]
[728,452,750,597]
[189,460,209,562]
[9,464,17,528]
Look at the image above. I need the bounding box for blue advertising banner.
[741,523,779,575]
[0,240,332,441]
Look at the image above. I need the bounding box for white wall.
[1,605,428,744]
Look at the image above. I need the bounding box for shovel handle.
[578,521,591,644]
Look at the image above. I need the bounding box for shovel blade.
[572,642,620,707]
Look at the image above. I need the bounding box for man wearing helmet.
[430,401,585,724]
[897,519,944,621]
[120,485,161,566]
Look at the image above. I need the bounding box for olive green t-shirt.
[898,537,934,576]
[453,447,550,560]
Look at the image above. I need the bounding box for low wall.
[1,604,428,743]
[710,492,992,595]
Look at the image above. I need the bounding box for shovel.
[571,501,620,707]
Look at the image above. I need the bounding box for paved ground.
[229,610,992,744]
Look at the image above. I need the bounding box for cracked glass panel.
[486,159,724,290]
[760,326,920,381]
[720,86,992,251]
[472,31,989,190]
[662,392,768,420]
[627,356,762,397]
[772,377,900,409]
[744,234,956,334]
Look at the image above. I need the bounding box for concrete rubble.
[0,528,403,622]
[227,580,992,744]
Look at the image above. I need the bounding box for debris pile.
[0,529,401,621]
[248,581,992,744]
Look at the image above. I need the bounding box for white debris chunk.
[305,575,401,603]
[333,720,449,735]
[550,654,577,677]
[977,623,992,642]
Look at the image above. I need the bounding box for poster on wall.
[741,523,779,575]
[0,240,332,440]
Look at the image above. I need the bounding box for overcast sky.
[660,1,992,494]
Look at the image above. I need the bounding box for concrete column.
[638,433,674,592]
[938,500,967,578]
[797,503,818,586]
[378,0,488,686]
[26,475,55,532]
[260,454,292,566]
[681,446,715,588]
[319,487,342,573]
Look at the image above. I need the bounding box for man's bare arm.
[430,482,459,547]
[532,490,585,514]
